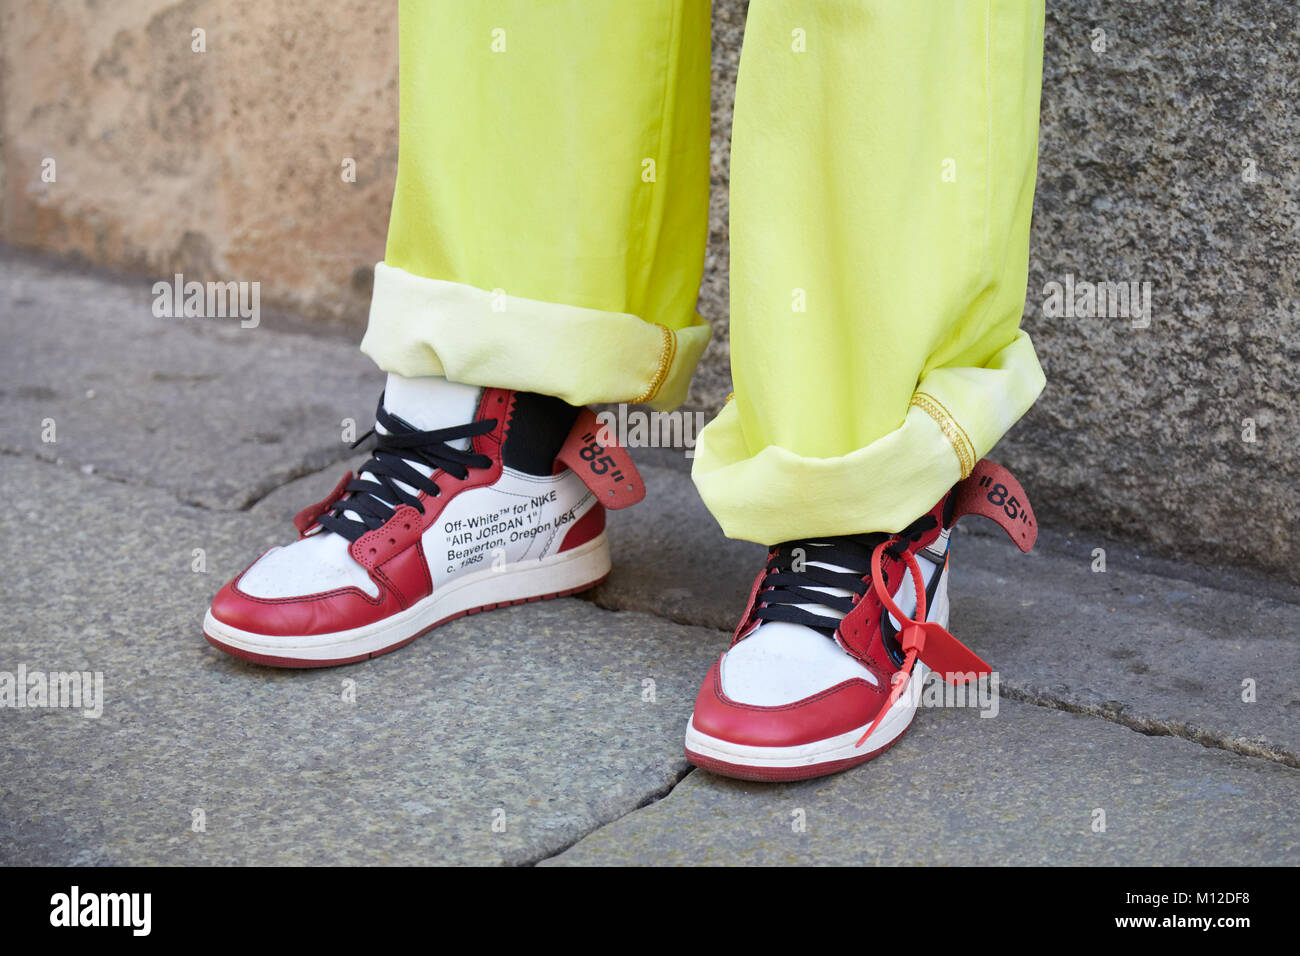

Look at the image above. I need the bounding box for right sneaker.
[684,459,1037,782]
[203,382,643,667]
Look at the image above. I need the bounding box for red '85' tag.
[556,408,645,510]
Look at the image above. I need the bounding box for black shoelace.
[753,514,939,637]
[318,397,497,543]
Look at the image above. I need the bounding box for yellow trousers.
[361,0,1047,545]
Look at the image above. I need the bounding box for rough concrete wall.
[1006,0,1300,583]
[691,0,744,413]
[2,0,1297,581]
[0,0,397,324]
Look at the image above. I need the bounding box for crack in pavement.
[1,442,357,513]
[997,682,1300,769]
[229,447,360,512]
[525,763,698,867]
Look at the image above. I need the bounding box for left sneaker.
[204,383,643,667]
[684,459,1037,782]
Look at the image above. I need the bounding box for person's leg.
[694,0,1044,541]
[205,0,712,666]
[685,0,1046,780]
[363,0,712,411]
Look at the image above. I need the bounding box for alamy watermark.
[595,404,709,458]
[0,665,103,718]
[1041,273,1152,329]
[152,273,260,328]
[50,886,150,936]
[899,669,1001,718]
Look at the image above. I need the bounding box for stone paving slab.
[544,697,1300,866]
[588,459,767,634]
[590,462,1300,765]
[0,255,379,509]
[250,459,360,526]
[0,457,719,865]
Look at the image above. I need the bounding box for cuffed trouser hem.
[690,331,1046,545]
[360,262,712,412]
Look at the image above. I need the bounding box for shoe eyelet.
[368,548,376,555]
[403,523,411,531]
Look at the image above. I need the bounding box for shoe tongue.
[774,541,860,627]
[336,375,484,530]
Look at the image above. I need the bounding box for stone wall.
[1012,0,1299,584]
[0,0,398,326]
[2,1,1296,581]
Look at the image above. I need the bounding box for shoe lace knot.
[318,397,496,543]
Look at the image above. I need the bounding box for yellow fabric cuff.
[692,331,1045,544]
[361,262,711,412]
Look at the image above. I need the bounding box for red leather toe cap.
[208,576,396,638]
[691,656,889,748]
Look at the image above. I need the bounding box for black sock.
[500,392,581,476]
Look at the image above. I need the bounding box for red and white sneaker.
[684,459,1038,782]
[204,378,643,667]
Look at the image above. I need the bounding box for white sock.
[382,373,482,443]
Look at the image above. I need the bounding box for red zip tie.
[857,541,927,747]
[855,538,994,749]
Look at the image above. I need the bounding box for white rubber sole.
[205,534,610,665]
